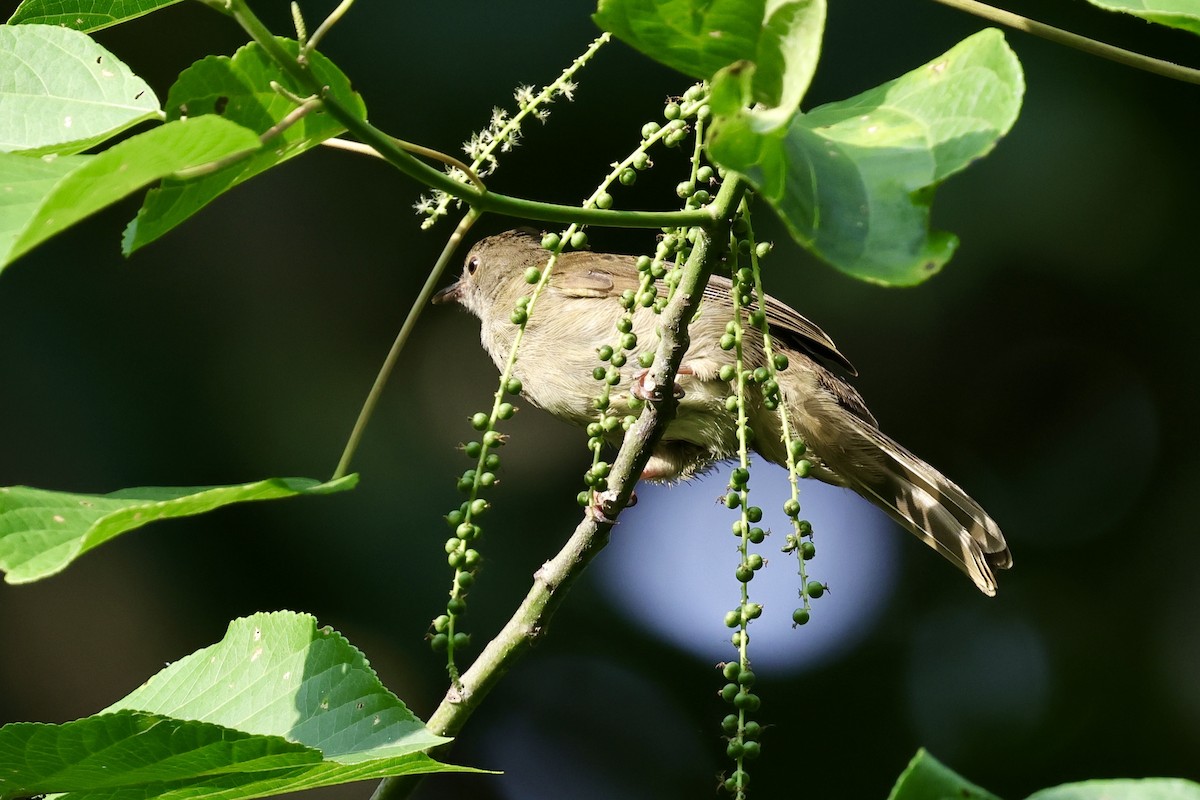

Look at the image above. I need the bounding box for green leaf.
[1086,0,1200,35]
[1026,779,1200,800]
[0,24,160,155]
[0,114,261,271]
[123,39,368,254]
[707,28,1024,285]
[0,475,358,583]
[8,0,184,33]
[0,612,475,800]
[887,749,1003,800]
[594,0,826,113]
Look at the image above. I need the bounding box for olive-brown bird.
[435,229,1011,595]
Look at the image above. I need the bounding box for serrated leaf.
[8,0,184,33]
[1086,0,1200,35]
[0,114,261,271]
[0,612,475,800]
[124,39,367,254]
[0,475,358,583]
[887,749,1003,800]
[593,0,825,114]
[0,24,160,155]
[1026,778,1200,800]
[708,28,1024,285]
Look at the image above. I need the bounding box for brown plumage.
[435,229,1011,595]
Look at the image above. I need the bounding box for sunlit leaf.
[887,749,1002,800]
[1086,0,1200,35]
[0,24,160,155]
[7,0,185,33]
[123,39,367,254]
[1025,778,1200,800]
[0,612,475,800]
[0,475,358,583]
[708,29,1024,285]
[594,0,826,114]
[0,115,260,271]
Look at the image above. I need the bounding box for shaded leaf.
[0,115,261,271]
[708,28,1024,285]
[123,39,367,254]
[887,749,1002,800]
[0,612,475,800]
[0,24,160,155]
[0,475,358,583]
[1086,0,1200,35]
[8,0,185,33]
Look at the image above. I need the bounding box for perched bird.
[434,229,1011,595]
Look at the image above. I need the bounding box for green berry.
[633,152,650,170]
[641,121,661,139]
[570,230,588,249]
[541,232,560,250]
[726,741,744,759]
[720,683,739,703]
[735,565,754,582]
[806,581,825,599]
[510,309,527,325]
[744,603,762,620]
[724,492,741,509]
[430,633,448,652]
[592,366,607,381]
[722,662,742,680]
[470,412,489,430]
[432,614,450,633]
[620,168,637,185]
[664,102,682,120]
[801,541,816,560]
[748,527,765,544]
[595,192,613,209]
[456,571,475,588]
[697,165,714,182]
[464,549,482,568]
[724,610,740,628]
[483,430,505,447]
[719,364,736,382]
[755,241,772,258]
[445,509,465,528]
[505,377,523,395]
[730,467,750,488]
[743,721,762,740]
[638,351,655,368]
[738,669,756,687]
[452,632,470,650]
[783,499,801,517]
[621,332,638,350]
[746,506,763,523]
[796,459,812,477]
[741,740,762,760]
[676,181,695,199]
[479,471,496,487]
[747,553,764,571]
[446,597,466,615]
[524,267,541,284]
[497,402,515,420]
[719,332,736,350]
[611,352,627,367]
[793,608,810,625]
[773,353,789,370]
[598,345,614,361]
[721,714,740,734]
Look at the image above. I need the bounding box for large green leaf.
[0,612,474,800]
[0,114,261,271]
[7,0,185,33]
[0,24,160,155]
[123,39,368,254]
[707,28,1024,285]
[594,0,826,114]
[1086,0,1200,35]
[1026,779,1200,800]
[887,749,1002,800]
[0,475,358,583]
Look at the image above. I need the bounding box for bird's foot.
[631,365,693,402]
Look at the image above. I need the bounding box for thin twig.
[331,210,482,481]
[931,0,1200,85]
[303,0,356,56]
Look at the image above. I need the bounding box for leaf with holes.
[0,24,160,155]
[123,39,367,254]
[7,0,184,32]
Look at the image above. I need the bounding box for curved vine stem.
[932,0,1200,85]
[331,209,482,481]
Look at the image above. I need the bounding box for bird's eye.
[467,256,480,275]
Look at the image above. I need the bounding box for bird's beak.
[432,281,462,305]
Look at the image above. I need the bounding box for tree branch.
[369,176,748,800]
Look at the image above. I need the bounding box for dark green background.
[2,1,1198,798]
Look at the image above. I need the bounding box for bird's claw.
[631,366,692,402]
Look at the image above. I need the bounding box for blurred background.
[2,0,1198,797]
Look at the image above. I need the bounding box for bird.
[434,228,1011,595]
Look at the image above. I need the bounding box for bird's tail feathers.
[837,419,1011,596]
